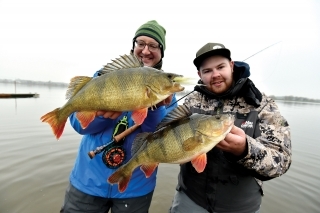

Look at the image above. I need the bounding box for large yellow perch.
[108,105,234,193]
[41,53,186,139]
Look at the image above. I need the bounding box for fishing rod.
[88,124,140,159]
[242,41,282,61]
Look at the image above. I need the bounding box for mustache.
[209,78,224,85]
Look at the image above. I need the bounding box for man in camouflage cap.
[169,42,292,213]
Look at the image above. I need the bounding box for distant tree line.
[269,95,320,103]
[177,91,320,103]
[0,79,68,87]
[1,79,319,103]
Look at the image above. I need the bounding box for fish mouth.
[171,75,186,92]
[172,75,184,80]
[172,82,184,92]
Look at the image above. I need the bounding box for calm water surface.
[0,83,319,213]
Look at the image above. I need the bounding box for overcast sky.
[0,0,319,99]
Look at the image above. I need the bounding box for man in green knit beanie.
[130,20,167,71]
[60,20,176,213]
[132,20,166,58]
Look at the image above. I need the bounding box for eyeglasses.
[134,40,161,52]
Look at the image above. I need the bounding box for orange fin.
[191,153,207,173]
[107,169,132,193]
[40,108,67,140]
[140,163,159,178]
[132,108,148,125]
[76,111,96,129]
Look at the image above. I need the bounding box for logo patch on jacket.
[241,121,253,128]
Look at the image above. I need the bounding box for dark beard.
[194,78,262,107]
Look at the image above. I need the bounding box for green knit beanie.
[132,20,166,58]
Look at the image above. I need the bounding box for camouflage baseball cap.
[193,43,231,70]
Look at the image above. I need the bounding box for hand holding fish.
[215,125,247,156]
[155,95,173,107]
[96,95,174,119]
[96,111,122,119]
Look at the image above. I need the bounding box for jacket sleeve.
[238,97,292,180]
[69,112,115,135]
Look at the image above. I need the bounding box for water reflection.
[0,85,319,213]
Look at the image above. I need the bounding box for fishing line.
[243,41,283,85]
[242,41,282,62]
[166,90,196,109]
